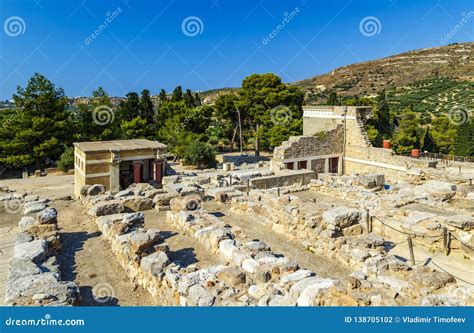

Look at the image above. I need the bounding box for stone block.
[24,202,47,215]
[36,207,58,224]
[217,267,246,286]
[322,207,361,229]
[140,251,170,276]
[89,200,125,217]
[14,240,48,264]
[123,197,153,212]
[87,184,106,196]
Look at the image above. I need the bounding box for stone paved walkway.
[0,225,16,305]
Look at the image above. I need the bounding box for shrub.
[183,141,217,168]
[58,147,74,172]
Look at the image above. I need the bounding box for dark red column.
[154,160,163,184]
[133,161,142,183]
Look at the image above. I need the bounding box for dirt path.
[0,206,21,305]
[204,201,351,280]
[144,210,225,268]
[54,200,157,306]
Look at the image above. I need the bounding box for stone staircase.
[353,118,372,147]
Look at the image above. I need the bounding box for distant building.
[73,139,167,198]
[272,105,437,181]
[271,106,371,175]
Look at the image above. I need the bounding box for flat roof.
[74,139,167,153]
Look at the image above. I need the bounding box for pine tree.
[454,120,474,156]
[420,127,437,153]
[193,92,201,106]
[0,73,71,168]
[139,89,154,124]
[184,89,194,107]
[392,109,420,155]
[158,89,167,103]
[374,90,392,139]
[119,92,140,122]
[171,86,183,102]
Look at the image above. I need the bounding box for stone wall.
[4,199,80,306]
[250,170,315,189]
[230,190,473,306]
[93,207,367,306]
[345,145,436,182]
[274,125,344,161]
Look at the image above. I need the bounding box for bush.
[58,147,74,172]
[183,141,217,168]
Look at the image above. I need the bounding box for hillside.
[295,42,474,104]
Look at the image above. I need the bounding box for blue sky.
[0,0,473,99]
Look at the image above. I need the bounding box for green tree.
[184,89,194,107]
[365,90,392,146]
[119,92,140,122]
[431,116,457,154]
[454,120,474,156]
[75,87,117,141]
[58,146,74,172]
[0,73,71,168]
[158,89,168,103]
[171,86,183,102]
[139,89,154,124]
[213,93,240,150]
[183,141,217,168]
[326,91,340,106]
[236,73,304,155]
[120,116,149,139]
[392,109,421,155]
[420,127,438,153]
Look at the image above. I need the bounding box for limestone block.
[140,251,170,276]
[296,278,335,306]
[89,200,125,216]
[36,207,58,224]
[322,207,361,229]
[416,180,456,201]
[217,267,246,286]
[123,197,153,212]
[242,258,260,274]
[14,240,48,264]
[87,184,106,196]
[356,173,385,188]
[19,216,36,230]
[280,269,314,284]
[170,195,202,212]
[187,284,215,306]
[24,202,47,215]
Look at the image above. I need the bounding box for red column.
[154,160,163,184]
[133,161,142,183]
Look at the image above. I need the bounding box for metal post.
[365,209,370,233]
[469,179,472,186]
[229,175,232,186]
[445,230,450,256]
[443,227,448,254]
[277,187,280,197]
[407,236,415,266]
[247,179,250,195]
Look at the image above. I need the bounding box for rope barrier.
[449,231,474,251]
[372,216,474,285]
[429,259,474,286]
[372,217,441,239]
[373,216,474,251]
